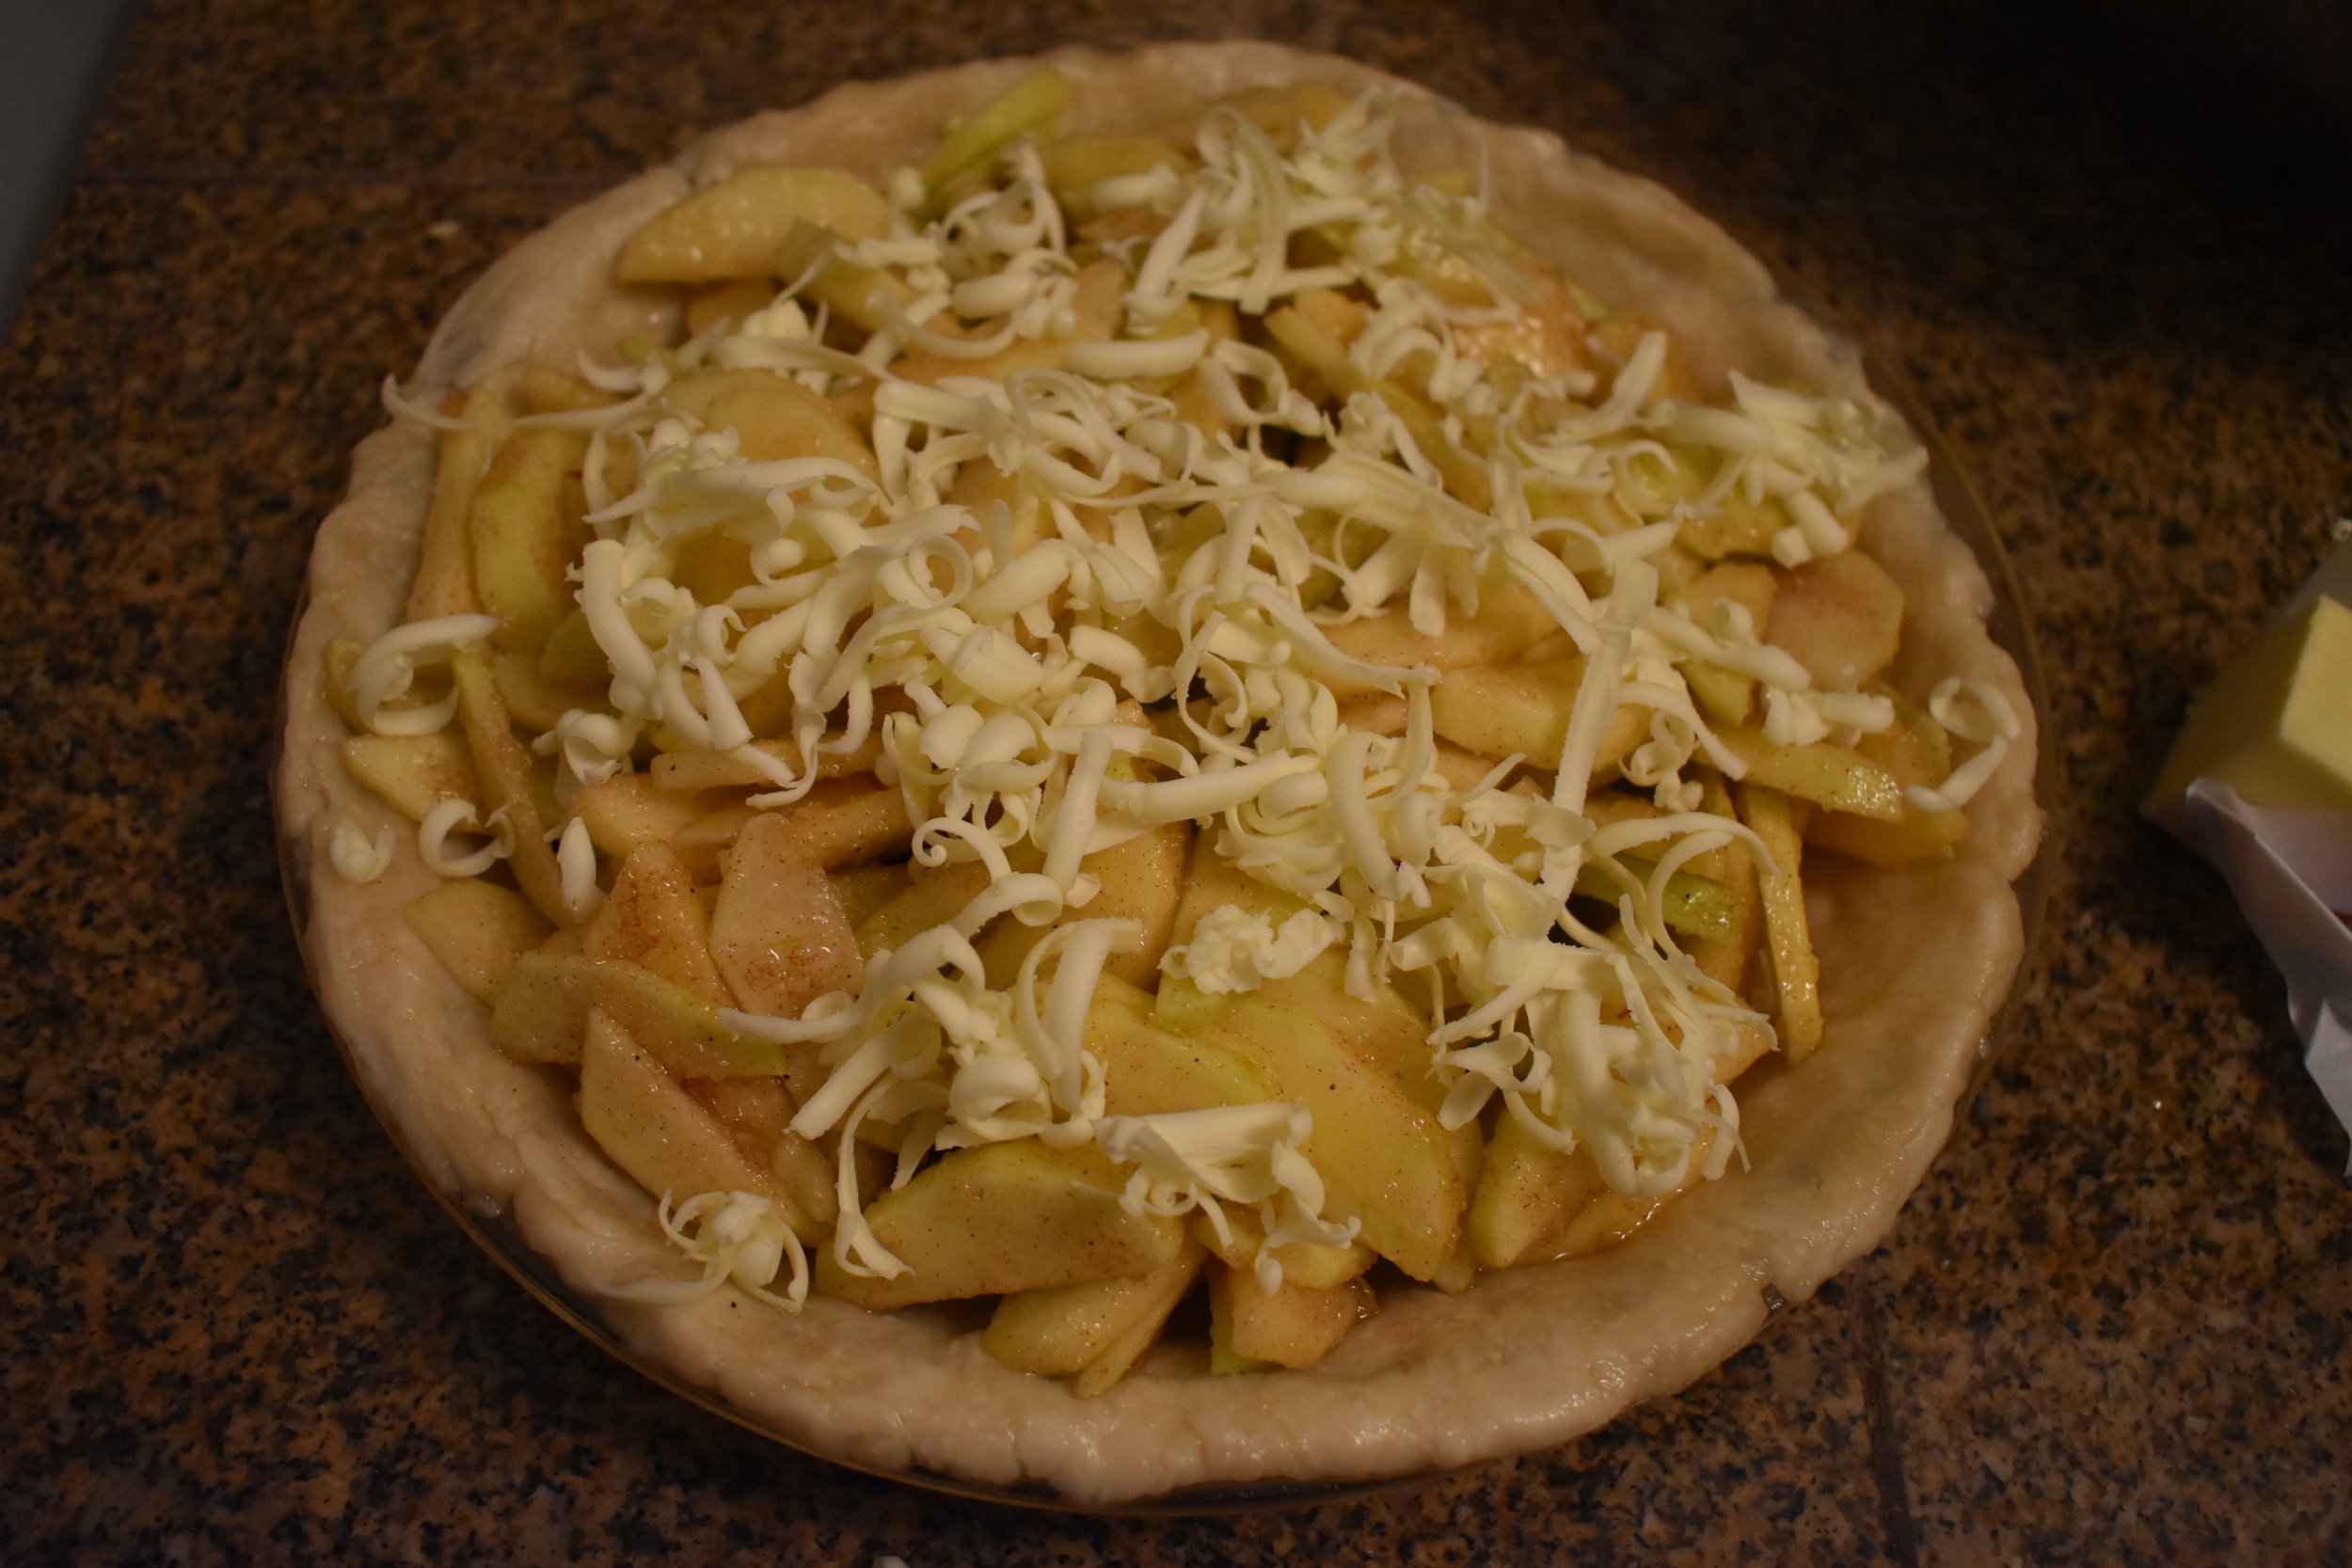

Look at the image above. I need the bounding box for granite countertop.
[6,1,2348,1561]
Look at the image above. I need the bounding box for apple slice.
[810,1138,1185,1310]
[1192,995,1465,1282]
[1428,660,1646,773]
[983,1244,1202,1385]
[1250,953,1486,1268]
[1039,133,1184,221]
[401,879,550,1004]
[582,842,732,1006]
[684,277,775,337]
[450,648,567,926]
[341,733,479,822]
[1321,574,1559,687]
[775,219,920,336]
[660,369,882,481]
[1067,1251,1205,1398]
[1209,1261,1375,1372]
[578,1010,822,1241]
[828,861,912,929]
[491,950,785,1077]
[1805,688,1969,868]
[1717,725,1906,823]
[1688,777,1764,993]
[1675,472,1785,560]
[468,426,589,656]
[687,1076,836,1229]
[920,67,1073,205]
[708,811,865,1018]
[405,385,498,621]
[647,730,883,791]
[1186,1204,1373,1292]
[616,165,890,283]
[853,858,992,961]
[1089,974,1274,1117]
[1739,781,1823,1058]
[980,779,1191,990]
[1264,298,1489,509]
[569,774,738,862]
[1468,1114,1610,1271]
[1767,549,1905,689]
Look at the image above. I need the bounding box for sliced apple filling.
[324,69,2015,1391]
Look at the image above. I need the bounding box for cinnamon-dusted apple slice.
[1428,659,1646,771]
[341,732,479,822]
[688,1076,836,1232]
[577,1008,823,1241]
[709,810,864,1019]
[979,769,1192,990]
[1717,725,1908,822]
[660,369,881,478]
[1806,689,1971,868]
[1208,1262,1375,1373]
[468,426,590,657]
[810,1139,1186,1310]
[492,951,786,1077]
[401,879,550,1005]
[1469,1114,1610,1272]
[569,772,739,862]
[450,648,568,926]
[1740,781,1824,1058]
[1188,1203,1374,1293]
[854,858,993,962]
[581,842,732,1006]
[1767,548,1906,689]
[983,1243,1204,1387]
[1191,994,1465,1283]
[615,165,889,284]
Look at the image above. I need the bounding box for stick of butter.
[2147,591,2352,819]
[2147,541,2352,1165]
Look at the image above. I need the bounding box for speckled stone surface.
[4,2,2348,1562]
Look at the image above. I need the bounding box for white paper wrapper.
[2160,781,2352,1169]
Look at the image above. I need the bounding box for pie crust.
[276,41,2041,1503]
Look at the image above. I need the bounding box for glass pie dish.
[270,43,2049,1512]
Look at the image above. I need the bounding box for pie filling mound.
[278,44,2040,1502]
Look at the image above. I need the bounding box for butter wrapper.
[2161,783,2352,1167]
[2148,538,2352,1166]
